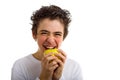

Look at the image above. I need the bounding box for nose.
[45,36,56,46]
[46,36,55,43]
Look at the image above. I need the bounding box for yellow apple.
[44,48,59,56]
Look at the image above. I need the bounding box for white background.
[0,0,120,80]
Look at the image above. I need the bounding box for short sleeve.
[35,77,40,80]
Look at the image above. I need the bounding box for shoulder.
[63,58,83,79]
[12,54,36,68]
[64,58,82,73]
[13,54,31,63]
[65,58,80,67]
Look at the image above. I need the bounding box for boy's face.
[33,18,64,52]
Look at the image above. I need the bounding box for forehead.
[37,18,64,33]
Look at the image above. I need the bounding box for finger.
[49,64,58,71]
[48,60,59,71]
[55,53,66,63]
[42,55,57,65]
[49,60,58,66]
[55,58,64,67]
[44,53,56,63]
[58,49,67,58]
[55,49,67,63]
[42,54,51,65]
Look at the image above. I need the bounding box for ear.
[32,32,37,41]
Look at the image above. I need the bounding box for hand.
[40,53,59,80]
[52,49,67,80]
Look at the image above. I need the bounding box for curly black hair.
[31,5,71,39]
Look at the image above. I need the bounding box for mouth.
[43,45,57,50]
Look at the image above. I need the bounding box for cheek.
[36,36,63,48]
[37,36,46,46]
[56,38,63,46]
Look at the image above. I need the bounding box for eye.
[38,30,49,36]
[41,32,47,34]
[55,33,62,36]
[54,32,62,37]
[40,32,48,35]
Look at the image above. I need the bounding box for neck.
[32,49,43,61]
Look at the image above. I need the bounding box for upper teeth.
[46,47,54,49]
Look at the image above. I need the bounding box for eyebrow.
[54,32,63,34]
[40,30,49,33]
[39,30,63,34]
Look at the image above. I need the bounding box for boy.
[11,5,83,80]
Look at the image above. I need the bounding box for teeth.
[43,44,56,49]
[46,47,54,49]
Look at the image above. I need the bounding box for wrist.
[39,76,52,80]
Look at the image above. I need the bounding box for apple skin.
[44,48,58,56]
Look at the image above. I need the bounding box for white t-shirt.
[11,54,83,80]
